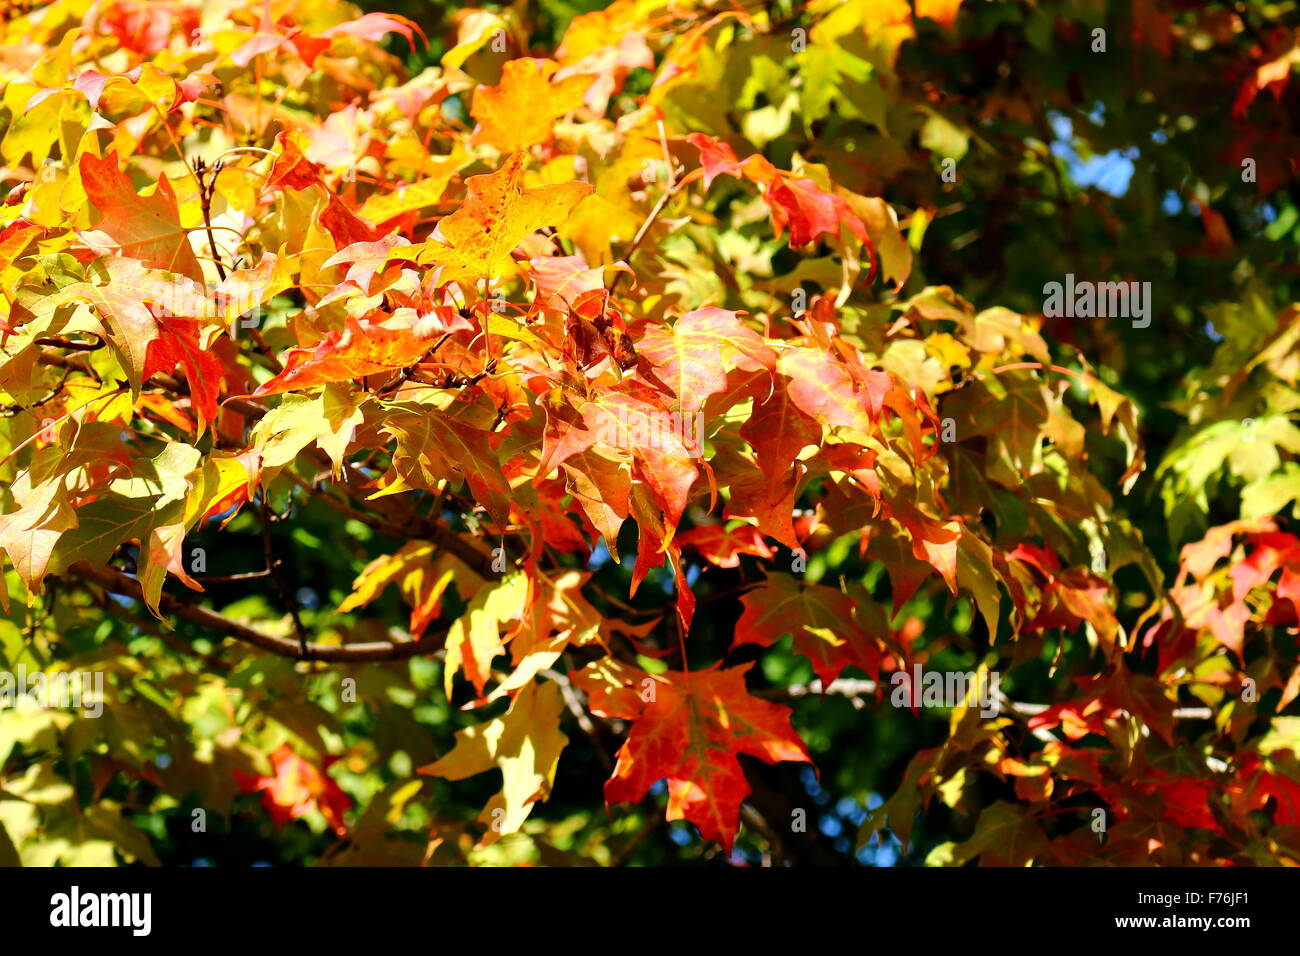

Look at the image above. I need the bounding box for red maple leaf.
[235,745,351,837]
[601,664,811,850]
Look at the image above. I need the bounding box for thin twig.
[194,157,228,282]
[543,665,613,772]
[257,494,308,656]
[608,177,691,296]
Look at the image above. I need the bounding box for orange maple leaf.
[252,311,458,396]
[77,151,203,282]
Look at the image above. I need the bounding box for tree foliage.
[1,0,1300,866]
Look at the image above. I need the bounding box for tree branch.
[70,563,447,662]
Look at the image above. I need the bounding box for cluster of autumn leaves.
[0,0,1297,864]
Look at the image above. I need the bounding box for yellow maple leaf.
[470,58,591,152]
[418,679,568,846]
[407,151,592,285]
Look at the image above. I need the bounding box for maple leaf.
[1230,754,1300,825]
[776,347,883,438]
[635,306,774,414]
[1028,668,1178,746]
[251,311,455,396]
[943,800,1049,866]
[887,499,961,595]
[319,13,421,52]
[442,572,529,699]
[265,130,381,249]
[248,387,365,479]
[138,450,254,611]
[720,458,803,549]
[377,402,513,529]
[943,370,1051,488]
[441,11,509,69]
[570,657,654,718]
[556,28,653,115]
[234,744,351,837]
[48,62,187,115]
[76,151,203,282]
[337,541,482,636]
[44,443,199,595]
[529,254,606,306]
[735,572,884,684]
[143,316,224,431]
[266,128,328,190]
[492,569,605,698]
[558,445,633,554]
[684,133,870,250]
[915,0,965,30]
[1006,543,1118,649]
[627,485,697,635]
[419,680,568,844]
[686,133,746,189]
[355,171,460,228]
[677,522,776,568]
[210,251,295,324]
[404,151,592,285]
[227,6,418,68]
[35,257,182,394]
[763,175,870,250]
[729,377,821,548]
[9,0,1294,872]
[1159,776,1221,830]
[602,664,812,850]
[0,470,80,592]
[321,237,413,293]
[470,58,591,152]
[538,385,702,536]
[101,0,199,56]
[0,218,43,276]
